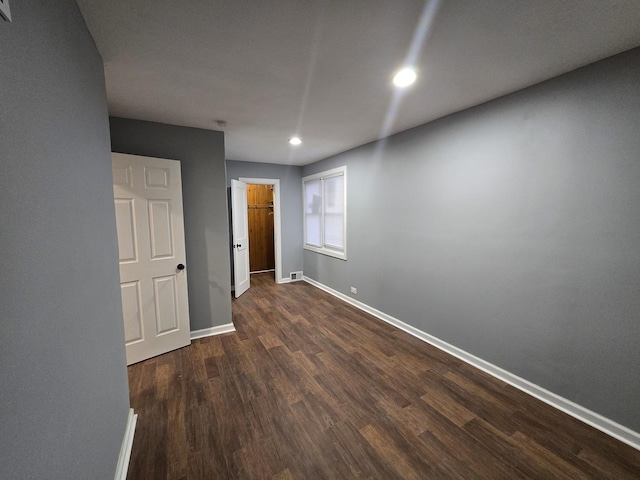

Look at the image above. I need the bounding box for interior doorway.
[247,184,275,273]
[239,177,284,283]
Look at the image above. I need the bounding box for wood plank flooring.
[126,272,640,479]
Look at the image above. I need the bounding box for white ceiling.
[76,0,640,166]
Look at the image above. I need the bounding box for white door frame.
[239,177,284,284]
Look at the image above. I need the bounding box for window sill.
[304,245,347,261]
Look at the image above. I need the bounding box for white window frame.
[303,166,347,260]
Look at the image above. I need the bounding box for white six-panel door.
[112,153,191,365]
[231,179,250,297]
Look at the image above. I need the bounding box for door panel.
[148,200,174,258]
[231,179,250,297]
[145,166,170,188]
[121,281,143,343]
[114,199,137,262]
[113,153,191,365]
[153,276,179,334]
[112,165,132,187]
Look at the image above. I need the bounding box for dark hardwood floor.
[126,272,640,479]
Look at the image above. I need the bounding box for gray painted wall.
[110,118,232,330]
[226,160,303,278]
[0,1,131,478]
[303,48,640,432]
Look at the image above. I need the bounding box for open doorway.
[239,177,284,284]
[247,184,275,273]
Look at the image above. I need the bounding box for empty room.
[2,1,640,479]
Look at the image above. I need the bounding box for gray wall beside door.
[0,1,131,478]
[303,47,640,432]
[110,118,232,330]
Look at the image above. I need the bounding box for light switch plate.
[0,0,11,22]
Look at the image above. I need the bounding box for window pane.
[323,175,344,249]
[324,213,344,249]
[304,180,322,247]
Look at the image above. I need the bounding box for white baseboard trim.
[114,408,137,480]
[303,276,640,451]
[190,323,236,340]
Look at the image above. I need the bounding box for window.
[303,166,347,260]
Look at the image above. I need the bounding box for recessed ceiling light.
[392,67,417,88]
[289,137,302,145]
